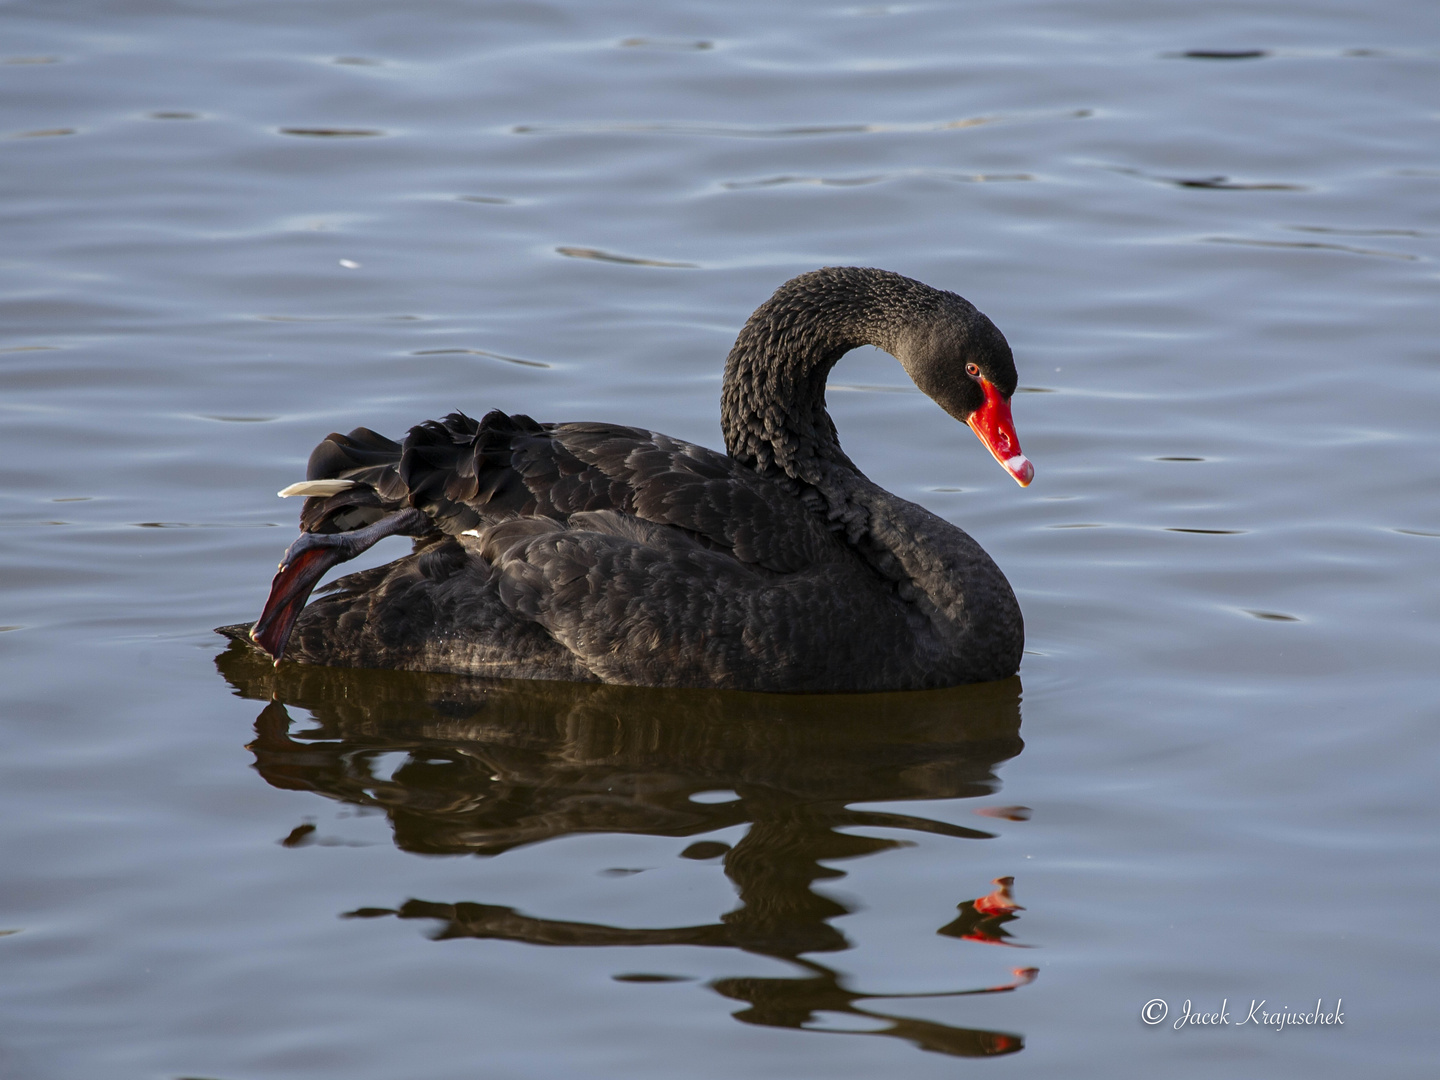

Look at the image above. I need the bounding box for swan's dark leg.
[251,507,428,663]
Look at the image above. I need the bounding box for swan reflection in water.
[216,639,1037,1058]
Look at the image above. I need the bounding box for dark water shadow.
[215,642,1032,1057]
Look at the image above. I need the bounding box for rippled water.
[3,1,1438,1076]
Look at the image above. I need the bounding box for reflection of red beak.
[973,875,1026,916]
[967,378,1034,486]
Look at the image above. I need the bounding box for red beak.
[967,378,1034,487]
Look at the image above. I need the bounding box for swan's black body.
[246,268,1030,692]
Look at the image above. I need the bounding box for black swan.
[240,267,1033,692]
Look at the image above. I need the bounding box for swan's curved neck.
[719,269,1023,679]
[720,267,940,480]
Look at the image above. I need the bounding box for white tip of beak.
[278,479,358,498]
[1005,454,1034,487]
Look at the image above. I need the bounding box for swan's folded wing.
[397,412,840,573]
[466,511,912,691]
[284,411,840,575]
[551,424,839,572]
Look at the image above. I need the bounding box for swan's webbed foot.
[251,507,428,664]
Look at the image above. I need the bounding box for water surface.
[2,1,1437,1076]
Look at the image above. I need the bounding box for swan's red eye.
[966,363,981,378]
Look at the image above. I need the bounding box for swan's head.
[890,298,1034,487]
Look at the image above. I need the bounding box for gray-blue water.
[3,1,1437,1076]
